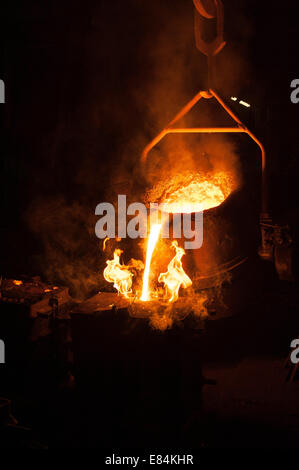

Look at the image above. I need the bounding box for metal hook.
[193,0,226,57]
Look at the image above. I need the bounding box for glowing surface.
[140,224,162,301]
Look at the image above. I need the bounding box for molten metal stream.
[140,224,162,301]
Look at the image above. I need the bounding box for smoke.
[24,0,252,297]
[26,196,103,299]
[149,291,209,332]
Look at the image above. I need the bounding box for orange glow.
[159,172,234,213]
[150,312,173,331]
[140,224,162,301]
[13,280,23,286]
[103,237,109,251]
[158,241,192,302]
[104,249,133,298]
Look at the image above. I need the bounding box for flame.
[13,280,23,286]
[150,171,234,214]
[140,224,162,301]
[103,237,109,251]
[158,241,192,302]
[104,248,133,298]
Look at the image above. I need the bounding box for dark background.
[0,1,299,450]
[0,0,298,290]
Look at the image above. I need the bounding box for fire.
[103,236,121,251]
[140,224,162,301]
[103,237,109,251]
[13,280,23,286]
[150,312,173,331]
[148,171,235,214]
[158,241,192,302]
[104,248,133,298]
[102,171,234,306]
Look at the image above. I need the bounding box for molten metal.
[147,171,234,214]
[140,224,162,301]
